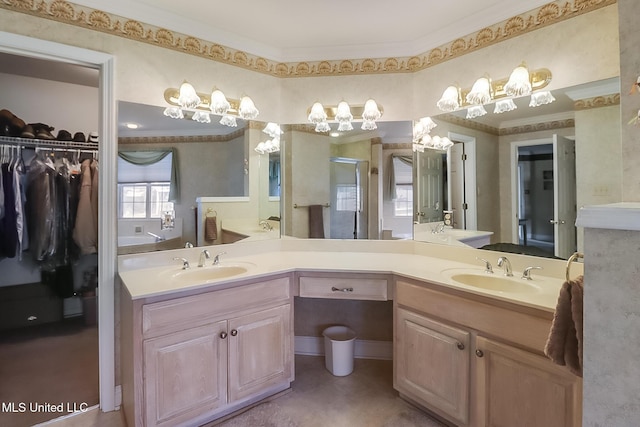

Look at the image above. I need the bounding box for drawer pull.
[475,349,484,358]
[230,329,238,336]
[331,287,354,293]
[220,332,228,339]
[456,342,465,350]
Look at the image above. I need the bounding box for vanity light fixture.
[412,117,452,152]
[306,99,384,133]
[335,101,354,132]
[436,65,553,116]
[163,84,259,127]
[529,90,556,107]
[177,81,201,109]
[466,77,493,105]
[436,86,461,112]
[504,63,532,97]
[255,122,282,154]
[466,105,487,119]
[493,98,517,114]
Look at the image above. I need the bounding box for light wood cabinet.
[143,320,228,427]
[474,336,581,427]
[394,279,582,427]
[121,275,294,427]
[395,307,470,425]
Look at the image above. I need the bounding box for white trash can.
[323,325,357,376]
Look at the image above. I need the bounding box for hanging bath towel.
[308,205,324,238]
[205,216,217,242]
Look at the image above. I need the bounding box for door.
[228,304,293,402]
[449,142,466,229]
[143,320,228,427]
[415,150,444,223]
[395,308,470,425]
[330,158,368,239]
[475,337,582,427]
[552,135,577,259]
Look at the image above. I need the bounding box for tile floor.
[41,355,446,427]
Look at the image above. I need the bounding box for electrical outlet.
[134,226,143,234]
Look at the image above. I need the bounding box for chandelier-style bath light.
[163,81,259,127]
[255,122,282,154]
[436,64,553,117]
[307,99,383,133]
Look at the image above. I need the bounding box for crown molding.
[574,93,620,110]
[0,0,616,78]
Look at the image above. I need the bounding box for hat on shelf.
[56,130,72,141]
[73,132,86,142]
[88,131,99,143]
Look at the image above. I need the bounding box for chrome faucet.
[431,222,445,234]
[259,220,273,231]
[173,257,190,269]
[476,257,493,274]
[147,231,165,242]
[497,256,513,277]
[198,249,211,267]
[522,266,543,280]
[213,251,227,265]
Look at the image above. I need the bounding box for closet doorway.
[0,32,117,425]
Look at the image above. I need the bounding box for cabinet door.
[143,320,228,427]
[475,336,582,427]
[395,307,470,425]
[228,304,293,402]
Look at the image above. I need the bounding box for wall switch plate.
[134,226,143,234]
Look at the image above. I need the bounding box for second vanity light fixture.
[411,116,453,152]
[307,99,383,133]
[436,63,554,118]
[255,122,282,154]
[163,81,259,127]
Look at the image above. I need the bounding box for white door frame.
[509,137,551,245]
[448,132,477,230]
[0,32,118,411]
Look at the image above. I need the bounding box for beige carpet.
[0,319,99,427]
[213,355,445,427]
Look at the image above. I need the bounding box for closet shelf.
[0,135,98,150]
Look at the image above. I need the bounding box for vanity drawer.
[142,276,290,337]
[299,276,388,301]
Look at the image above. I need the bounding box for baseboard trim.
[294,335,392,360]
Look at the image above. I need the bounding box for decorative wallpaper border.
[574,93,621,110]
[437,113,577,136]
[0,0,616,78]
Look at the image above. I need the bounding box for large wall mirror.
[413,77,622,260]
[117,101,280,255]
[281,121,414,240]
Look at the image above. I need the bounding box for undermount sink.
[170,263,252,285]
[443,270,541,294]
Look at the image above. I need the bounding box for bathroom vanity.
[119,239,582,427]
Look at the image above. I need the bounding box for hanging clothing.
[26,154,57,262]
[72,158,98,255]
[0,162,18,257]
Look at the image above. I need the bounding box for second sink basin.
[442,269,541,294]
[170,263,253,285]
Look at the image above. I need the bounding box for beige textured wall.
[574,104,622,251]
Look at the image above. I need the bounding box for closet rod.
[0,135,98,150]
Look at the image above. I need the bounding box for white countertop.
[221,219,281,242]
[118,239,573,312]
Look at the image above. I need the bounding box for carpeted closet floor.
[0,318,99,427]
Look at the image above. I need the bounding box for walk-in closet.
[0,53,100,426]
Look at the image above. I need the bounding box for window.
[117,151,175,218]
[392,156,413,216]
[335,184,359,211]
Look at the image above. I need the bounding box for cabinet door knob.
[456,342,465,350]
[230,329,238,336]
[475,349,484,357]
[220,331,228,339]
